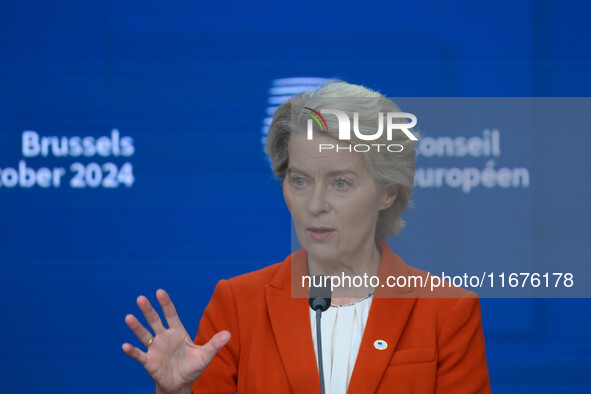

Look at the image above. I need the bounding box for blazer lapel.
[265,243,417,394]
[347,242,417,393]
[265,249,321,393]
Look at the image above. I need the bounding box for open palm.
[122,289,230,394]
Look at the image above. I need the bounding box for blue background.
[1,0,590,392]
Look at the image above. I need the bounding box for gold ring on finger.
[146,336,154,348]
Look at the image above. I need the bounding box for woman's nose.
[307,186,330,215]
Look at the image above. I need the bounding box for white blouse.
[309,297,373,394]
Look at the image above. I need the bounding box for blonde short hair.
[265,80,418,239]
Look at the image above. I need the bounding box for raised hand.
[122,289,231,394]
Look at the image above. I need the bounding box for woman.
[123,81,491,393]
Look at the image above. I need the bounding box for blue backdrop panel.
[0,1,590,392]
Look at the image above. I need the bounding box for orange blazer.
[191,242,491,393]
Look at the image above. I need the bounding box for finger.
[156,289,182,329]
[125,314,155,348]
[137,295,166,334]
[122,342,147,365]
[200,331,231,363]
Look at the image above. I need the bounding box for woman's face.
[283,132,396,265]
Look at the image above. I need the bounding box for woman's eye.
[292,177,305,187]
[335,179,350,189]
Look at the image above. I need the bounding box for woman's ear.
[380,187,398,211]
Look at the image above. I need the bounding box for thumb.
[201,330,231,360]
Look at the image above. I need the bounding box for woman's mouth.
[306,227,336,241]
